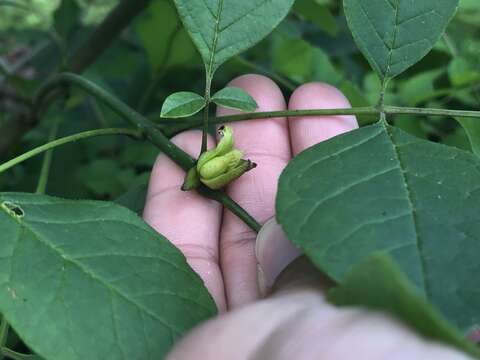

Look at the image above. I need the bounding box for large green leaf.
[343,0,459,81]
[277,121,480,332]
[173,0,295,76]
[328,254,480,359]
[0,193,216,360]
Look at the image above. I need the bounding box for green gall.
[196,126,256,190]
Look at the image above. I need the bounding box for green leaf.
[211,87,257,112]
[311,47,343,85]
[273,38,314,83]
[398,69,444,106]
[173,0,295,76]
[0,193,216,360]
[456,118,480,157]
[328,254,480,359]
[135,1,198,71]
[115,185,148,216]
[339,81,377,126]
[293,0,338,36]
[161,91,206,118]
[277,121,480,332]
[343,0,459,81]
[448,57,480,87]
[77,159,135,198]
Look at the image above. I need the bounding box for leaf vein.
[299,165,399,236]
[384,123,431,298]
[25,227,183,336]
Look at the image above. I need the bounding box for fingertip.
[215,74,291,308]
[255,218,302,297]
[288,82,358,155]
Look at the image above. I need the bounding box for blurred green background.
[1,0,479,207]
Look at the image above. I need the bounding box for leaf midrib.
[384,0,400,81]
[206,0,224,76]
[383,122,431,298]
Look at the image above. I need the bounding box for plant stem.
[163,105,480,136]
[33,73,262,232]
[0,316,9,360]
[67,0,152,73]
[201,76,213,154]
[164,107,378,136]
[384,106,480,118]
[0,128,141,174]
[138,23,181,113]
[443,33,458,57]
[35,120,60,195]
[206,191,261,232]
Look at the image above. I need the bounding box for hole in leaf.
[1,201,25,218]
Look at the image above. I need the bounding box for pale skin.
[143,75,473,359]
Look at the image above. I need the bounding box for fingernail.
[256,217,302,297]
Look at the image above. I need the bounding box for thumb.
[255,218,332,297]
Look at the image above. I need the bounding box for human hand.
[143,75,472,359]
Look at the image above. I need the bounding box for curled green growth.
[182,126,256,191]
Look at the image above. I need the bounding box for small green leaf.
[328,254,480,359]
[211,87,257,112]
[160,91,205,118]
[456,117,480,157]
[277,121,480,332]
[343,0,459,81]
[0,193,216,360]
[173,0,295,76]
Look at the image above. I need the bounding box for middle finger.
[217,74,291,309]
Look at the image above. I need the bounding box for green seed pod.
[201,159,257,190]
[197,126,234,171]
[194,125,256,190]
[199,149,243,180]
